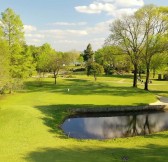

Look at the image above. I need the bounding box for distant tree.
[95,46,125,74]
[151,52,168,78]
[36,43,55,76]
[29,45,41,62]
[21,45,36,78]
[64,50,81,65]
[77,55,84,66]
[86,62,104,81]
[48,52,64,84]
[82,43,94,63]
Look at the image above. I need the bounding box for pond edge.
[69,105,168,113]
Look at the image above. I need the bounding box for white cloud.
[86,19,113,34]
[30,39,41,43]
[56,40,79,44]
[110,8,138,17]
[75,0,144,15]
[26,38,42,46]
[113,0,144,8]
[2,1,146,52]
[97,0,144,7]
[24,25,46,45]
[50,22,87,26]
[41,29,88,36]
[24,19,113,51]
[66,30,88,35]
[75,2,116,14]
[53,37,105,51]
[25,33,45,38]
[24,25,37,33]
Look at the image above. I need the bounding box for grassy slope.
[0,75,168,162]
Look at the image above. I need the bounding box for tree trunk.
[144,65,150,90]
[9,87,13,94]
[54,76,57,85]
[54,72,57,85]
[133,64,138,88]
[139,71,141,78]
[138,66,141,78]
[153,69,156,79]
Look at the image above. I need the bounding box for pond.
[61,110,168,139]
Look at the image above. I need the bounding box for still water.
[61,111,168,139]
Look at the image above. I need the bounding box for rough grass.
[0,75,168,162]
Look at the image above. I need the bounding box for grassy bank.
[0,75,168,162]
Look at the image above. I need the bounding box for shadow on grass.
[23,78,152,97]
[24,144,168,162]
[150,90,168,96]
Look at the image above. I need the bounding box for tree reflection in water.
[61,111,168,139]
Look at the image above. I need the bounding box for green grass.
[0,75,168,162]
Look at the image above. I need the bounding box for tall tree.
[21,45,36,78]
[0,29,9,94]
[48,52,64,84]
[0,8,30,92]
[136,5,168,90]
[82,43,94,63]
[108,13,145,87]
[86,62,104,81]
[1,8,24,48]
[36,43,55,76]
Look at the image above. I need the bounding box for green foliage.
[108,5,168,90]
[1,8,25,79]
[82,43,94,62]
[0,8,35,92]
[151,52,168,77]
[49,52,63,72]
[21,45,36,77]
[95,46,130,74]
[63,50,81,65]
[86,62,104,81]
[48,51,64,84]
[77,55,84,66]
[108,12,145,87]
[136,5,168,90]
[36,43,55,73]
[0,36,9,93]
[1,8,24,46]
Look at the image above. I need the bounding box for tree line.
[0,8,35,93]
[0,5,168,94]
[0,8,82,93]
[82,5,168,90]
[106,5,168,90]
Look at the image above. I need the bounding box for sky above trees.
[0,0,167,52]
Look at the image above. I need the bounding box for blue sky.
[0,0,167,51]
